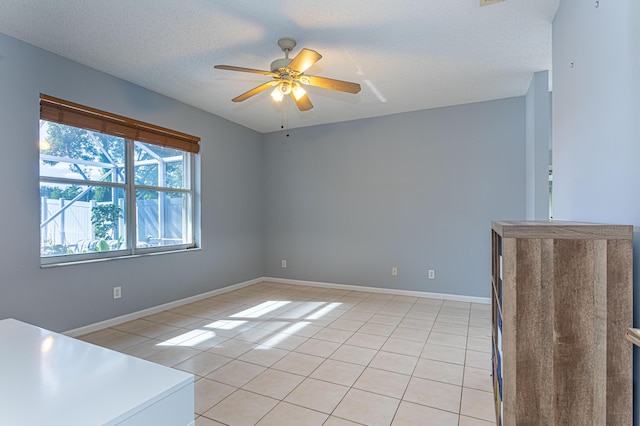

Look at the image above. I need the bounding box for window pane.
[136,190,192,248]
[134,142,187,189]
[39,97,198,263]
[39,121,126,183]
[40,183,127,257]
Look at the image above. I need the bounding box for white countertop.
[0,318,194,425]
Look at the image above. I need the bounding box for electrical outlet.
[113,286,122,299]
[281,260,287,268]
[392,267,398,276]
[428,269,436,279]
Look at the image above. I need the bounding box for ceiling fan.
[214,37,361,112]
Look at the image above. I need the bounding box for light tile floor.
[79,282,496,426]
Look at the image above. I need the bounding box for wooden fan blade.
[287,48,322,73]
[304,75,361,94]
[232,80,280,102]
[291,92,313,111]
[215,65,277,77]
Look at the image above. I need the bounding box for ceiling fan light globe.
[280,82,292,95]
[292,83,307,100]
[271,86,285,102]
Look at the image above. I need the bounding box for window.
[39,94,200,264]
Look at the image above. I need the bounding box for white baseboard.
[64,277,262,337]
[263,277,491,304]
[65,276,489,336]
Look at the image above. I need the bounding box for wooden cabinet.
[491,221,632,426]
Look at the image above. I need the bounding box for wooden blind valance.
[40,94,200,154]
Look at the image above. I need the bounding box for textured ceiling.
[0,0,560,133]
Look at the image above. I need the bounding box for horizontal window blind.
[40,94,200,154]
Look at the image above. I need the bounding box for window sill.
[40,247,201,269]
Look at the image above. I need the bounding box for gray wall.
[525,71,551,220]
[263,99,527,298]
[552,0,640,423]
[0,33,264,332]
[553,0,639,225]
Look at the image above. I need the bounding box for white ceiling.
[0,0,560,133]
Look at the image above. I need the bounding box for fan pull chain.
[281,98,290,138]
[285,106,290,138]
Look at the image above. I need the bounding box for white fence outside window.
[40,198,183,252]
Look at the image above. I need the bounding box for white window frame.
[39,125,198,266]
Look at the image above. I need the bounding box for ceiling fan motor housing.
[271,37,297,72]
[270,58,292,73]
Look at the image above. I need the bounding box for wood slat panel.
[552,239,596,425]
[513,238,543,422]
[592,239,608,426]
[606,239,633,425]
[539,239,554,425]
[501,236,517,426]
